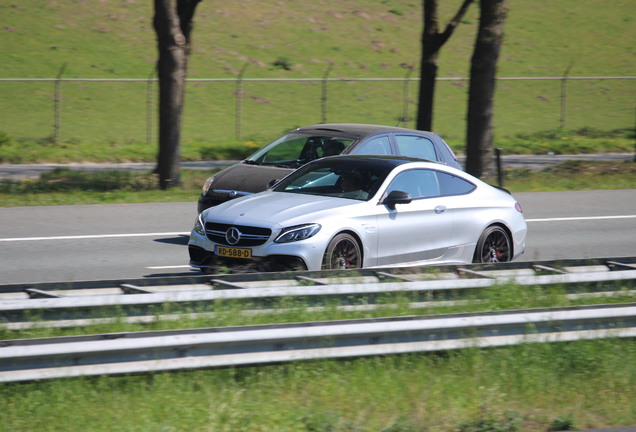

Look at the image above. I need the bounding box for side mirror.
[268,178,281,188]
[382,190,412,210]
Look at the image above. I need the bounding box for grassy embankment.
[1,0,634,156]
[0,339,633,432]
[1,0,633,206]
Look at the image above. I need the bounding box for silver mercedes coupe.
[189,155,527,272]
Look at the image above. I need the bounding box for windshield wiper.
[260,161,301,168]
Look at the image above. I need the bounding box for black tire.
[322,233,362,270]
[473,225,512,263]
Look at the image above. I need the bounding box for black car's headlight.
[274,223,321,243]
[201,176,215,195]
[193,214,205,236]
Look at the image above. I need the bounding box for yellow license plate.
[215,246,252,259]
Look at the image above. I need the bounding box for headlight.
[274,223,321,243]
[201,176,215,195]
[193,214,205,235]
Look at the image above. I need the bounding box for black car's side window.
[394,135,438,161]
[354,135,392,155]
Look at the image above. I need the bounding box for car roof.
[294,123,440,139]
[310,154,440,169]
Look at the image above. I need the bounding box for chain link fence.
[1,74,634,146]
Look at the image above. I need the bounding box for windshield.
[245,133,354,168]
[273,158,393,201]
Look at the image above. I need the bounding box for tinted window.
[386,169,440,199]
[354,135,392,155]
[395,135,437,161]
[437,172,475,196]
[248,133,354,167]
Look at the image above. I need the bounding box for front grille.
[205,222,272,246]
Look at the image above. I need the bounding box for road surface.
[1,189,635,285]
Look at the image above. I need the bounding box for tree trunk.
[416,0,474,132]
[153,0,201,190]
[465,0,507,179]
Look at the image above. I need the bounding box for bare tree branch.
[416,0,474,132]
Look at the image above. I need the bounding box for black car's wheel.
[322,233,362,270]
[473,226,512,263]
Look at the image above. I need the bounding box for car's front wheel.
[322,233,362,270]
[473,225,512,263]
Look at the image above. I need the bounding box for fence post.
[495,147,504,187]
[147,67,156,147]
[560,62,574,130]
[321,64,332,123]
[401,65,413,127]
[54,63,67,144]
[235,63,249,139]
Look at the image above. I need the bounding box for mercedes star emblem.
[225,227,241,245]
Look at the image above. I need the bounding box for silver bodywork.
[189,157,527,271]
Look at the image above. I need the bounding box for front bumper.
[188,245,308,272]
[189,223,331,271]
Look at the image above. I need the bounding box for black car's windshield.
[245,133,354,168]
[273,158,394,201]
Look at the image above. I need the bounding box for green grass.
[0,0,634,154]
[0,340,633,431]
[504,160,636,192]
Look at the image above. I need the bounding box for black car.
[198,123,461,213]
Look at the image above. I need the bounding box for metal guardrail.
[1,303,635,383]
[1,258,635,382]
[1,258,635,329]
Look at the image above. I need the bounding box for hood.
[202,191,362,226]
[212,162,294,193]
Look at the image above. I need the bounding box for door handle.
[434,205,447,214]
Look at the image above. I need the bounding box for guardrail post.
[54,63,67,145]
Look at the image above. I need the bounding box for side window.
[395,135,438,161]
[436,172,476,196]
[385,169,440,199]
[354,135,392,155]
[262,136,308,162]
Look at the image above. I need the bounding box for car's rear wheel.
[473,226,512,263]
[322,233,362,270]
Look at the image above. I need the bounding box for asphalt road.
[1,189,635,285]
